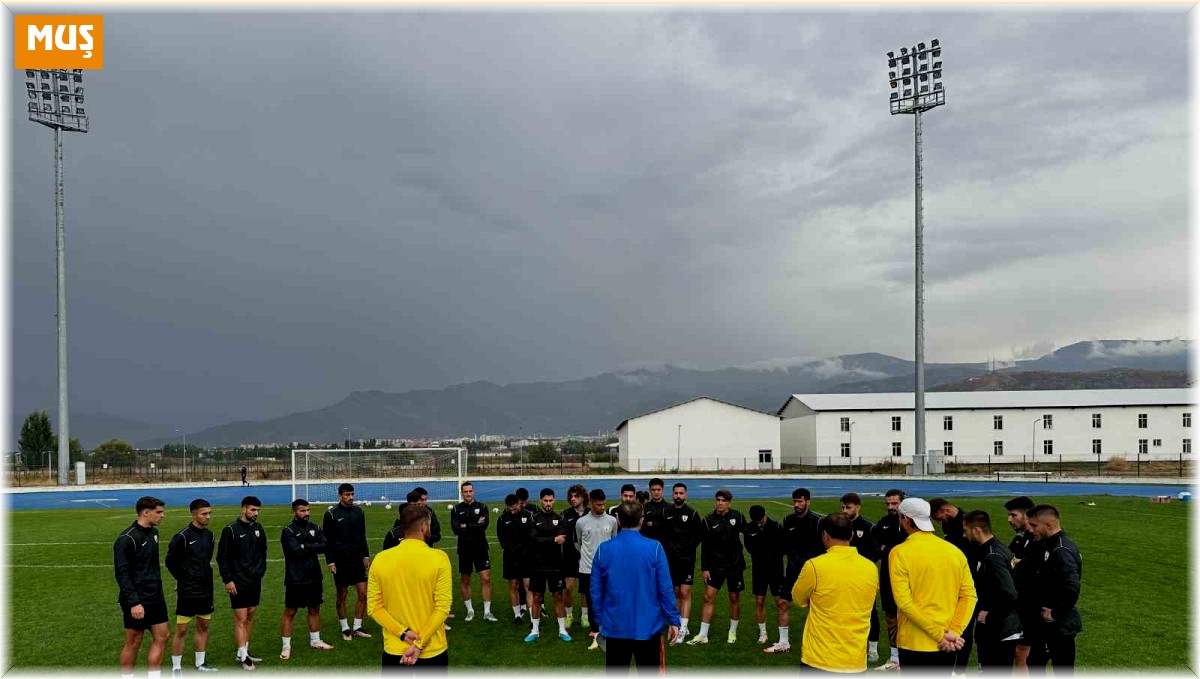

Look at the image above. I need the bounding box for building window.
[1153,439,1162,448]
[943,442,953,457]
[1185,439,1191,454]
[840,443,851,458]
[993,441,1003,456]
[840,417,851,432]
[994,415,1003,430]
[1138,414,1148,429]
[1092,439,1102,455]
[891,416,901,432]
[1139,439,1149,455]
[758,450,773,464]
[892,442,902,457]
[943,415,953,431]
[1092,413,1102,429]
[1043,414,1053,430]
[1184,413,1192,428]
[1044,439,1054,455]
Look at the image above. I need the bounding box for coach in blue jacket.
[591,501,681,673]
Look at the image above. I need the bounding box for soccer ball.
[447,504,454,510]
[384,503,392,510]
[492,507,500,514]
[365,501,372,507]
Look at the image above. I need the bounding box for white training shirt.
[574,511,618,575]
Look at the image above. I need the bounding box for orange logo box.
[14,15,104,70]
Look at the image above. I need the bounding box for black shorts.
[667,558,695,587]
[561,557,581,580]
[704,570,745,593]
[528,573,565,594]
[502,555,527,582]
[457,549,491,575]
[122,598,169,631]
[751,563,784,598]
[285,582,325,609]
[175,594,215,619]
[779,565,801,602]
[229,580,262,610]
[333,558,367,589]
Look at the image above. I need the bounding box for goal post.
[290,447,466,505]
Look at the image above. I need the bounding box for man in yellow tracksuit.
[367,503,453,672]
[791,512,880,673]
[889,497,977,675]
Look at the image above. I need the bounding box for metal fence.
[5,450,1192,487]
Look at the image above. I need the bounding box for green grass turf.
[4,495,1190,671]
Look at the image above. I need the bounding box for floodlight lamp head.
[889,59,897,68]
[887,51,895,59]
[918,42,926,50]
[901,47,908,55]
[931,38,940,48]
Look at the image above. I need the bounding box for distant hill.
[136,339,1190,447]
[929,368,1191,392]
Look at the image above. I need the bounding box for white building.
[778,389,1195,466]
[616,397,781,472]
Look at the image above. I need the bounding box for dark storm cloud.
[9,7,1188,436]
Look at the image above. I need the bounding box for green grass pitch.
[5,495,1190,671]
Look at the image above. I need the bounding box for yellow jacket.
[888,531,977,652]
[367,538,452,658]
[791,545,880,672]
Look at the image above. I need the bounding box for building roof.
[616,396,778,431]
[778,388,1195,415]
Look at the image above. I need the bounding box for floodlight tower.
[24,68,89,486]
[885,39,943,468]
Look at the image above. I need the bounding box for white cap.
[899,497,935,532]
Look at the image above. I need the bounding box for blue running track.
[4,476,1192,510]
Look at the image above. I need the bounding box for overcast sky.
[9,7,1190,431]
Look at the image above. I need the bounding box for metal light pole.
[676,424,682,472]
[25,69,89,486]
[1031,417,1042,459]
[886,40,944,468]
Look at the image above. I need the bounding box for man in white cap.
[888,497,977,675]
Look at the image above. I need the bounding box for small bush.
[1105,455,1130,472]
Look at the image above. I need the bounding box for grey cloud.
[9,8,1189,435]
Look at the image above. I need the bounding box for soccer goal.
[290,447,466,505]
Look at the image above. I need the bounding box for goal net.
[291,448,466,505]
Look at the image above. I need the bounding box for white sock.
[870,640,879,654]
[237,644,248,661]
[281,637,291,650]
[465,599,475,615]
[566,607,574,618]
[680,617,689,631]
[484,601,492,615]
[148,671,161,679]
[891,647,900,662]
[779,627,789,644]
[557,617,567,632]
[758,622,767,635]
[513,605,522,617]
[309,632,320,643]
[339,618,350,631]
[698,622,710,638]
[171,655,182,671]
[729,620,739,634]
[531,618,541,634]
[195,651,206,668]
[353,618,362,630]
[582,607,589,618]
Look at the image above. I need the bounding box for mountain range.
[33,339,1193,448]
